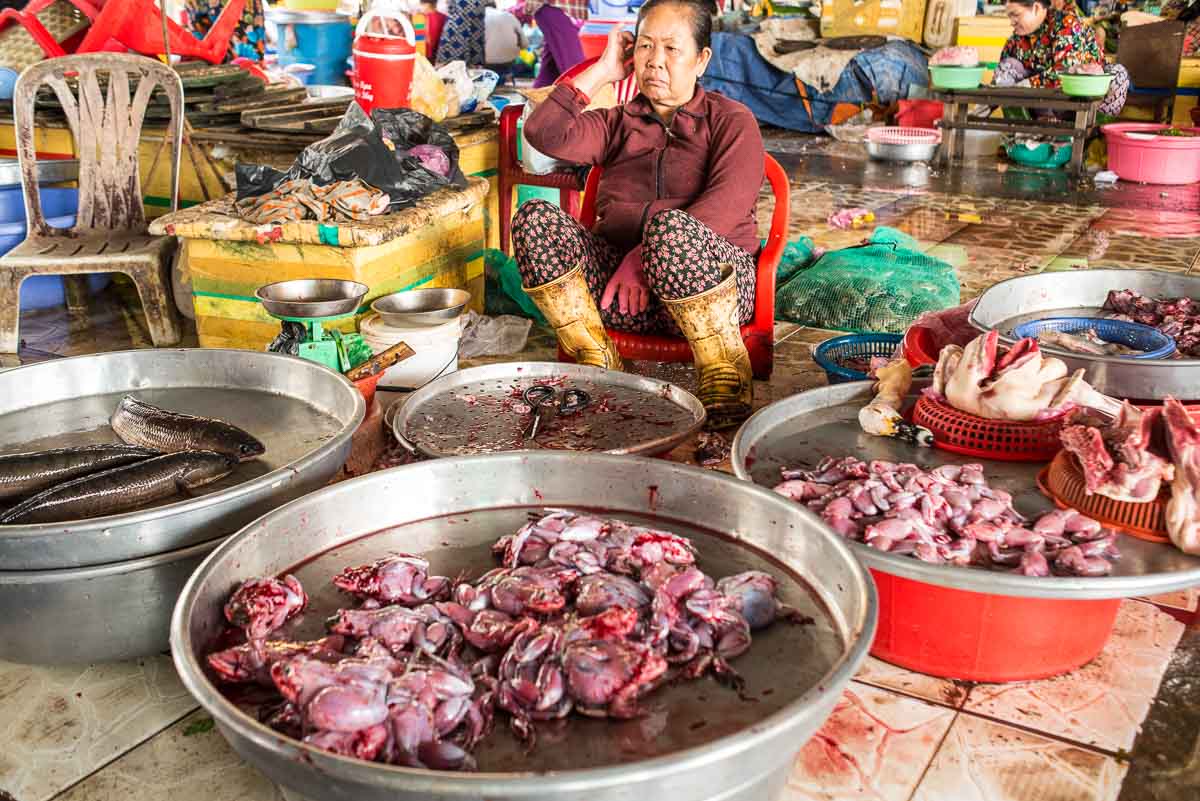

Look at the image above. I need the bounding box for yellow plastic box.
[821,0,928,43]
[954,14,1013,66]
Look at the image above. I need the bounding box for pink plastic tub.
[1102,123,1200,185]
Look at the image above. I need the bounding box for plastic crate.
[813,334,904,384]
[1012,317,1176,359]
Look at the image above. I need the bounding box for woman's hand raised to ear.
[572,25,634,98]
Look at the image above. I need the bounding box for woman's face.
[634,5,711,111]
[1006,1,1046,36]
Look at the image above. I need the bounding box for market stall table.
[148,179,489,351]
[933,86,1104,176]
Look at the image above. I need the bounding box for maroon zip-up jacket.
[522,82,764,256]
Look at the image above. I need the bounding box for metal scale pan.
[172,452,876,801]
[969,268,1200,399]
[392,362,707,458]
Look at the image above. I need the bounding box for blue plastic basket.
[1012,317,1175,359]
[813,333,904,383]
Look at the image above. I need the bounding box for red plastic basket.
[912,396,1065,462]
[870,569,1121,682]
[1038,451,1171,544]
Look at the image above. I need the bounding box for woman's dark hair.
[636,0,716,52]
[1006,0,1049,8]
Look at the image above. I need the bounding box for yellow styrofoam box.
[821,0,927,43]
[186,204,486,351]
[455,128,500,251]
[954,14,1013,65]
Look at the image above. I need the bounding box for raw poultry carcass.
[208,636,347,686]
[929,331,1122,421]
[1163,398,1200,555]
[333,556,451,606]
[1060,403,1175,503]
[773,457,1121,576]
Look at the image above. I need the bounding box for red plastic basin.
[902,325,939,367]
[1102,123,1200,185]
[353,372,381,409]
[869,569,1121,682]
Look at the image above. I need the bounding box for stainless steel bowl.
[0,349,365,569]
[1,537,220,664]
[257,279,369,319]
[866,140,940,162]
[172,453,876,801]
[370,287,471,327]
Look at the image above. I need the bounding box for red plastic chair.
[497,57,637,254]
[568,154,789,380]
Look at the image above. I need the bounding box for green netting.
[774,227,960,334]
[772,235,819,283]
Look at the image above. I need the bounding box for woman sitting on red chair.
[513,0,764,428]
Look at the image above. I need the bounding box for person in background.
[485,0,527,77]
[996,0,1128,115]
[418,0,448,62]
[186,0,266,61]
[438,0,486,65]
[513,0,765,427]
[524,0,586,87]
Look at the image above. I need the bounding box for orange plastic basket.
[912,396,1065,462]
[1038,450,1170,544]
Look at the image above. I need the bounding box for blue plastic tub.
[277,19,353,86]
[1012,317,1175,359]
[813,333,904,383]
[0,186,111,310]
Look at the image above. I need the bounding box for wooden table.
[933,87,1104,175]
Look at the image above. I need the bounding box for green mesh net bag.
[775,227,960,334]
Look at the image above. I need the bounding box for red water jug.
[353,6,416,113]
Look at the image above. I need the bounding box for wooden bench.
[932,87,1104,176]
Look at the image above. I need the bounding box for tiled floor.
[2,139,1200,801]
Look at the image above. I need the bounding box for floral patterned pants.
[513,200,756,334]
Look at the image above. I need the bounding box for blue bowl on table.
[813,333,904,383]
[1012,317,1175,359]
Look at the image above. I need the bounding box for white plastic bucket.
[360,312,461,389]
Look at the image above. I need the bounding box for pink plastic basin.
[1102,123,1200,185]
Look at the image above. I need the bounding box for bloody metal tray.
[732,382,1200,600]
[392,362,706,458]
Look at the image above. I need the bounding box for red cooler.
[353,7,416,113]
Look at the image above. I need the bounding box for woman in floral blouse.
[996,0,1128,115]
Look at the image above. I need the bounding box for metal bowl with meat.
[172,452,875,801]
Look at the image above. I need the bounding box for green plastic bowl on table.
[1005,140,1073,168]
[929,65,986,90]
[1060,73,1113,97]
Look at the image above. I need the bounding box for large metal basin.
[0,537,220,664]
[0,349,365,569]
[172,453,876,801]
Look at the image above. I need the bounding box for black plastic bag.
[370,107,468,189]
[235,163,287,201]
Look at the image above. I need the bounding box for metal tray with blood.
[732,382,1200,681]
[392,363,706,458]
[969,268,1200,399]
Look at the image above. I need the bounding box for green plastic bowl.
[929,65,986,90]
[1006,140,1073,168]
[1060,73,1113,97]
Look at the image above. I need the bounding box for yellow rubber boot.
[661,266,752,429]
[524,265,623,370]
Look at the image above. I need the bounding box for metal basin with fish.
[392,362,706,458]
[172,453,875,801]
[0,349,364,569]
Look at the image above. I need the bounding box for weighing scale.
[256,279,374,373]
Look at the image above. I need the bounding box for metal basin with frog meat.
[172,452,876,801]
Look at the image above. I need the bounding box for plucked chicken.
[1163,398,1200,555]
[1060,403,1174,503]
[929,331,1122,421]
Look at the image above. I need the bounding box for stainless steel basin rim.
[172,451,876,800]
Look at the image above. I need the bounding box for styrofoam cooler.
[359,312,462,389]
